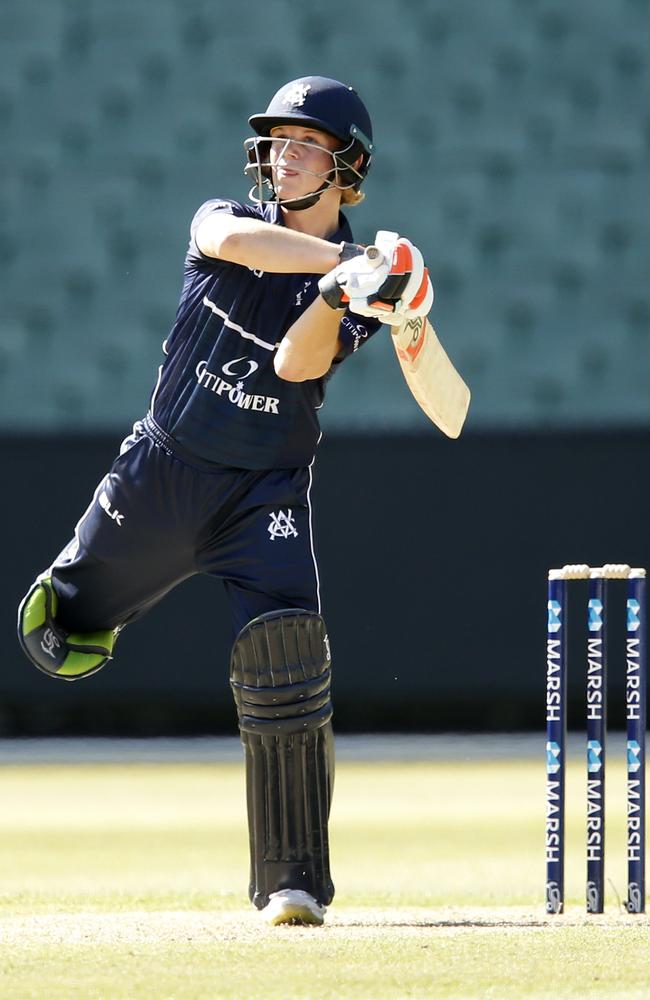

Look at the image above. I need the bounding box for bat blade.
[391,316,470,438]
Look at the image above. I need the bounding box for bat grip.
[362,244,398,312]
[364,245,385,268]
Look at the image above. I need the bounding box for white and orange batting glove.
[318,244,391,311]
[348,230,434,326]
[318,232,433,324]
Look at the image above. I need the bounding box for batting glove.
[347,231,434,326]
[318,246,390,311]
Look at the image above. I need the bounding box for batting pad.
[230,608,335,909]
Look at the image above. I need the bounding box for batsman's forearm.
[196,217,341,274]
[275,296,342,381]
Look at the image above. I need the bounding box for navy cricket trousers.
[49,418,321,638]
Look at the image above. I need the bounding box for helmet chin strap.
[277,179,331,211]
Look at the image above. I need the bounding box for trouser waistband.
[142,413,227,472]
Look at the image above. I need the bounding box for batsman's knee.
[230,608,333,736]
[17,577,116,681]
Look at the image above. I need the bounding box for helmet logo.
[282,82,311,108]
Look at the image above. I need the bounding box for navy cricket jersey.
[149,199,382,469]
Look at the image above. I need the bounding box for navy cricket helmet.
[244,76,374,209]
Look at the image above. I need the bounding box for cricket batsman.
[17,76,433,925]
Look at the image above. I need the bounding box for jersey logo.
[295,281,312,306]
[221,357,259,380]
[282,83,311,108]
[268,510,299,540]
[341,314,369,352]
[196,360,280,415]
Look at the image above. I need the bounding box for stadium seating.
[1,0,649,430]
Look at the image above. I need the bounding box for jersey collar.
[264,201,353,244]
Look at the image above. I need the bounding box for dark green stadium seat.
[1,0,648,430]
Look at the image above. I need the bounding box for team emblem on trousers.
[268,510,298,540]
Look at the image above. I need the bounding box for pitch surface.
[0,755,647,998]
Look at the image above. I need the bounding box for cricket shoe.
[261,889,326,926]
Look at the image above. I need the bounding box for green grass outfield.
[0,756,648,999]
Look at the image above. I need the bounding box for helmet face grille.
[243,133,368,210]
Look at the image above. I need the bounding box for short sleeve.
[334,312,384,363]
[186,199,261,268]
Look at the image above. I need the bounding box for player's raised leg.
[17,426,201,680]
[229,608,334,925]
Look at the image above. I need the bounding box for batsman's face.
[269,126,340,199]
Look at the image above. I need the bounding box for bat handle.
[364,245,385,268]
